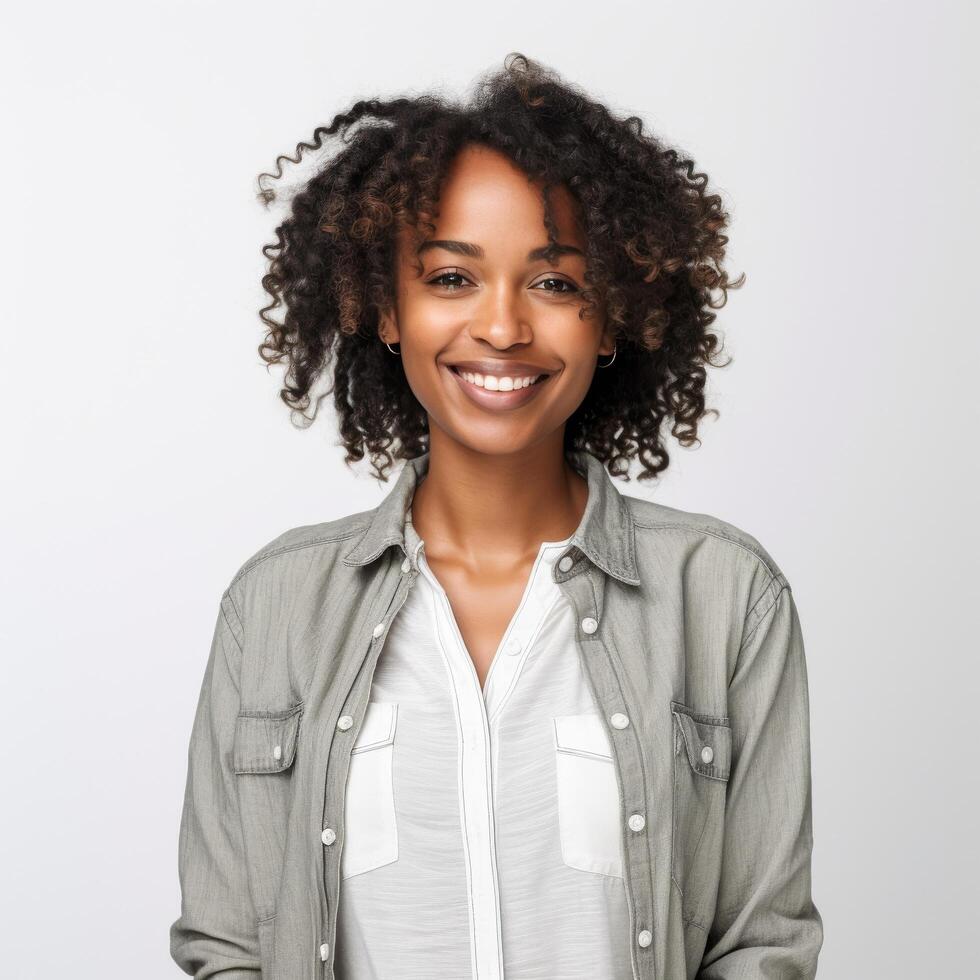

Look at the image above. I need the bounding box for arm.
[169,591,261,978]
[697,582,824,979]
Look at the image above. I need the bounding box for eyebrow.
[415,239,585,262]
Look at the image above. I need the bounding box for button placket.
[554,567,652,979]
[319,558,420,980]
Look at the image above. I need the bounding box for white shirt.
[335,515,633,979]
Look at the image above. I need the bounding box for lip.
[447,359,555,379]
[445,362,557,412]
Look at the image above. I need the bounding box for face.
[379,143,614,458]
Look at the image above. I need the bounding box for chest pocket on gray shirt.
[670,700,732,925]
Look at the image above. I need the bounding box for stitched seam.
[630,520,785,582]
[738,584,789,655]
[220,590,245,653]
[230,527,369,587]
[743,574,781,627]
[670,700,730,727]
[671,720,681,902]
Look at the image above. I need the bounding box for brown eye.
[534,277,578,293]
[427,271,471,291]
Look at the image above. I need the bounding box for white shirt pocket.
[553,712,624,878]
[341,700,399,880]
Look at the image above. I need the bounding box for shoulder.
[622,491,790,592]
[223,509,373,592]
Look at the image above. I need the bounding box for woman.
[170,53,822,980]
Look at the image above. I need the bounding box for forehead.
[400,144,585,253]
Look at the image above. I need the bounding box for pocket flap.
[553,713,614,760]
[670,701,731,780]
[352,701,398,754]
[233,705,303,774]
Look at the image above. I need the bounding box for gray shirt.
[170,449,823,979]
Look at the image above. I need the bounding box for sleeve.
[169,590,261,978]
[697,582,824,979]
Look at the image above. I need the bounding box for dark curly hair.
[255,52,743,483]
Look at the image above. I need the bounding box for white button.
[319,941,330,961]
[401,557,411,573]
[272,744,282,761]
[372,622,385,638]
[701,745,714,765]
[321,827,337,846]
[505,637,522,656]
[337,715,354,731]
[581,616,598,634]
[610,712,630,729]
[637,929,652,948]
[628,813,646,832]
[558,554,574,572]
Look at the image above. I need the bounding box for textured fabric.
[333,516,632,978]
[169,449,823,980]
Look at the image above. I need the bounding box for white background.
[3,2,977,976]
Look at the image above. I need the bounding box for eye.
[426,270,472,292]
[534,277,579,294]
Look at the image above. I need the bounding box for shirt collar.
[341,449,640,586]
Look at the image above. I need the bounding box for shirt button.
[610,712,630,729]
[581,616,598,634]
[637,929,652,948]
[372,622,385,638]
[505,636,522,656]
[628,813,646,832]
[319,942,330,961]
[321,827,337,846]
[558,554,574,572]
[701,745,714,764]
[401,557,411,573]
[337,715,354,731]
[272,744,282,761]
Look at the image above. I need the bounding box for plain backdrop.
[3,1,978,976]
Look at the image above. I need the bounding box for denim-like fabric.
[170,449,823,979]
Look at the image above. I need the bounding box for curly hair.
[255,52,743,483]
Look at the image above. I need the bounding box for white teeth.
[458,370,543,390]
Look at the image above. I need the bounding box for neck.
[409,428,587,569]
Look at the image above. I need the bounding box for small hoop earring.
[597,344,617,369]
[384,341,401,355]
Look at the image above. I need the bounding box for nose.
[467,281,533,349]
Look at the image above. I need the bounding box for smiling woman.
[169,51,821,980]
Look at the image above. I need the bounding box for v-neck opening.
[406,519,574,709]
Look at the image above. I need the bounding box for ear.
[597,325,617,357]
[377,305,399,346]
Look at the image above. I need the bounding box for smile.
[447,364,556,410]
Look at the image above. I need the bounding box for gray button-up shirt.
[170,449,823,979]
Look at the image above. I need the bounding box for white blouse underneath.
[334,516,633,979]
